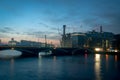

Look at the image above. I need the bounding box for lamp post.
[45,35,47,47]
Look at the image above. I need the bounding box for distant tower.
[63,25,66,36]
[62,25,66,47]
[11,38,14,41]
[100,26,103,33]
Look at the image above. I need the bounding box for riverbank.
[94,51,120,55]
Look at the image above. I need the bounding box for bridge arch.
[72,48,93,55]
[40,48,53,52]
[13,49,38,57]
[72,48,84,55]
[52,48,69,56]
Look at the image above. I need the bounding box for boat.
[39,50,52,56]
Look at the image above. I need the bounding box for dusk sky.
[0,0,120,45]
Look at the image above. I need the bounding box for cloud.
[100,13,120,34]
[45,0,120,34]
[0,27,14,33]
[38,22,50,28]
[0,27,25,38]
[25,30,59,40]
[79,0,120,34]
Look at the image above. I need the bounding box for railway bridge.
[0,46,93,57]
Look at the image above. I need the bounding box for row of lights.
[94,48,119,52]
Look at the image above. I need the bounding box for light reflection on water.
[114,55,118,70]
[0,53,120,80]
[10,59,14,79]
[106,54,109,71]
[115,55,118,62]
[94,54,101,80]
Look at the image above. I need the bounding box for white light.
[95,48,102,52]
[114,49,118,52]
[95,54,100,59]
[39,50,52,56]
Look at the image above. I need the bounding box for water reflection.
[53,56,56,61]
[84,54,88,59]
[114,55,118,69]
[106,54,108,61]
[115,55,118,62]
[105,54,109,70]
[0,53,120,80]
[10,59,14,71]
[94,54,101,80]
[38,56,42,68]
[10,59,14,79]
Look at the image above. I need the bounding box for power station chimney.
[100,26,102,33]
[63,25,66,36]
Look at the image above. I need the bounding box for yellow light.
[94,48,103,52]
[95,48,101,52]
[94,54,101,80]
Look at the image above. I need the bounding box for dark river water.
[0,53,120,80]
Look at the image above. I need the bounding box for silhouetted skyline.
[0,0,120,45]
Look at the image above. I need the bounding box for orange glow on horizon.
[0,37,60,46]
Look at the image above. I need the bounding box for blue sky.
[0,0,120,45]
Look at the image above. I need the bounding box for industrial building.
[86,30,114,51]
[60,25,114,51]
[60,25,72,48]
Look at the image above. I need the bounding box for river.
[0,53,120,80]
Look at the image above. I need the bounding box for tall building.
[72,32,87,48]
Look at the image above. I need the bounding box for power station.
[60,25,114,51]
